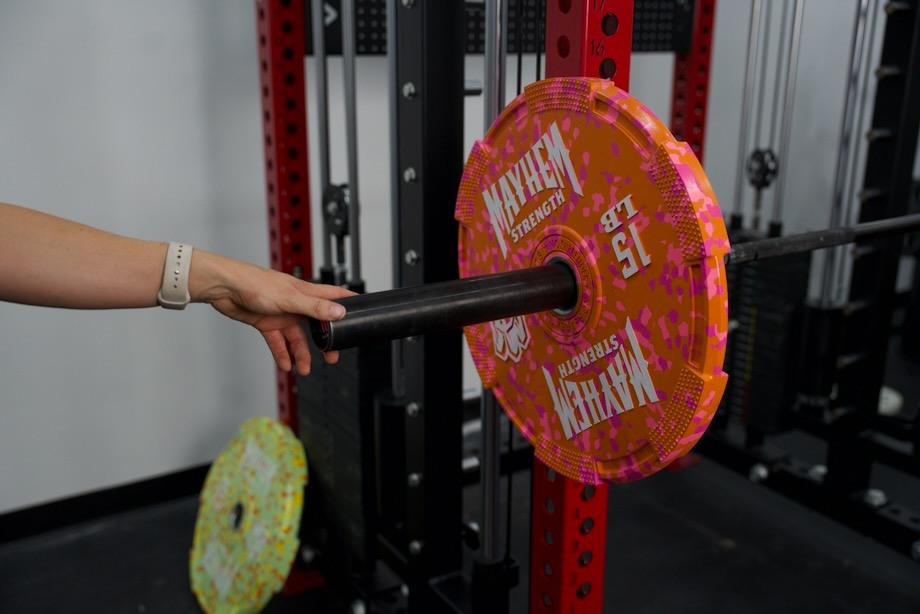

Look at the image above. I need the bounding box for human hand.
[0,203,353,375]
[190,251,354,375]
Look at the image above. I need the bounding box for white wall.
[306,56,393,292]
[0,0,273,513]
[706,0,909,299]
[1,0,899,514]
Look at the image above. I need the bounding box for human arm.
[0,202,350,374]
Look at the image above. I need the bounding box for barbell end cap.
[309,318,334,352]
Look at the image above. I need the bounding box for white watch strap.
[157,242,193,310]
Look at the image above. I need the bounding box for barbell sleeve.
[726,213,920,265]
[310,261,578,351]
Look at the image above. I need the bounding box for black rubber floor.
[2,453,918,613]
[3,341,917,612]
[603,459,920,613]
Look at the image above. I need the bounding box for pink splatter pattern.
[456,78,730,485]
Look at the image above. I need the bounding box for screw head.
[404,249,419,266]
[749,463,769,483]
[402,82,416,99]
[406,401,421,417]
[349,600,367,614]
[807,464,827,482]
[403,167,417,183]
[863,488,888,508]
[401,0,415,7]
[408,540,423,555]
[407,472,423,487]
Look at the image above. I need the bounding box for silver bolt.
[407,472,423,487]
[749,463,769,483]
[400,584,410,597]
[402,82,416,99]
[300,545,316,564]
[406,402,421,417]
[401,0,415,7]
[807,464,827,482]
[875,65,902,80]
[403,167,417,183]
[911,540,920,562]
[863,488,888,508]
[349,600,367,614]
[326,201,339,215]
[408,540,423,555]
[404,249,419,266]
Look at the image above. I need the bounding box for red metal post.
[255,0,313,431]
[545,0,633,90]
[531,3,633,612]
[670,0,717,162]
[529,460,611,613]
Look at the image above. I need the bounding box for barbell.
[311,214,920,351]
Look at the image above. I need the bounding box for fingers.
[262,330,294,373]
[285,280,356,321]
[263,324,339,375]
[215,267,359,373]
[287,324,340,371]
[314,297,347,322]
[284,282,353,367]
[284,324,313,376]
[299,281,357,300]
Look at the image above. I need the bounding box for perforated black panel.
[355,0,387,54]
[633,0,694,52]
[306,0,695,56]
[465,0,545,54]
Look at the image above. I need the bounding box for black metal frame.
[838,1,920,411]
[828,0,920,554]
[376,1,466,610]
[292,2,920,610]
[699,1,920,561]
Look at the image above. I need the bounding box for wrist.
[188,250,232,304]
